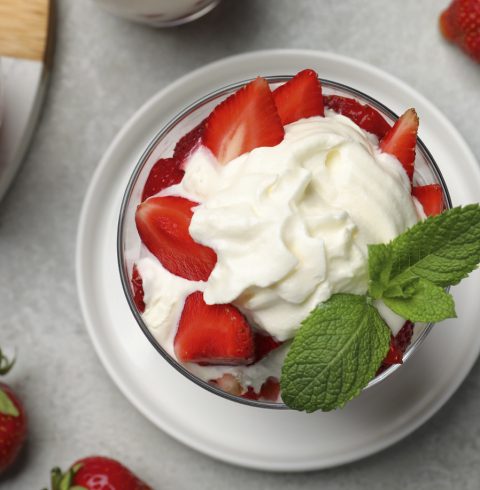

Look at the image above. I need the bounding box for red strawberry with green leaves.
[175,292,255,364]
[412,184,444,216]
[323,95,391,139]
[440,0,480,62]
[0,350,27,474]
[135,196,217,281]
[380,108,419,181]
[272,69,324,125]
[202,77,284,164]
[44,456,152,490]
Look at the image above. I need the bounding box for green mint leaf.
[383,279,457,322]
[383,279,456,322]
[368,205,480,322]
[0,388,19,417]
[280,294,391,412]
[387,205,480,289]
[383,276,420,299]
[368,243,393,299]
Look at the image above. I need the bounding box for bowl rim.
[117,75,453,410]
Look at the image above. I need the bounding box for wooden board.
[0,0,51,61]
[0,0,54,202]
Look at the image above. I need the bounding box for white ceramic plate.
[76,50,480,471]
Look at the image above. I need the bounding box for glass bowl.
[118,76,452,409]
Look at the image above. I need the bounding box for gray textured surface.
[1,0,480,488]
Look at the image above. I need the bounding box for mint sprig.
[369,205,480,321]
[369,205,480,295]
[281,206,480,412]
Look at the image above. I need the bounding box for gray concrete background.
[1,0,480,488]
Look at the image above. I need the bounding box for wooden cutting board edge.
[0,0,54,63]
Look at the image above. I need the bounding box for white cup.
[93,0,222,27]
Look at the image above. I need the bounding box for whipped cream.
[187,343,289,393]
[161,113,421,341]
[136,112,424,390]
[136,256,204,357]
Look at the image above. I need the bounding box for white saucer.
[76,50,480,471]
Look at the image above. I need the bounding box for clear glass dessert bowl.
[117,76,452,409]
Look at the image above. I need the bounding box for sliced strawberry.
[173,121,205,163]
[382,340,404,366]
[135,196,217,281]
[252,333,283,363]
[381,321,415,367]
[141,122,205,202]
[202,77,285,165]
[240,378,280,401]
[395,321,415,353]
[272,69,324,125]
[412,184,444,216]
[131,264,146,313]
[259,377,281,401]
[209,373,244,396]
[323,95,391,139]
[141,158,184,202]
[175,292,254,365]
[212,374,281,402]
[241,386,259,400]
[380,109,419,181]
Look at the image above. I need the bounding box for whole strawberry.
[0,349,27,474]
[45,456,152,490]
[440,0,480,62]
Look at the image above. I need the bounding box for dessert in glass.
[118,70,451,410]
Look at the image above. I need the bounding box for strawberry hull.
[118,74,451,409]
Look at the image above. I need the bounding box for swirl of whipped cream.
[162,113,422,341]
